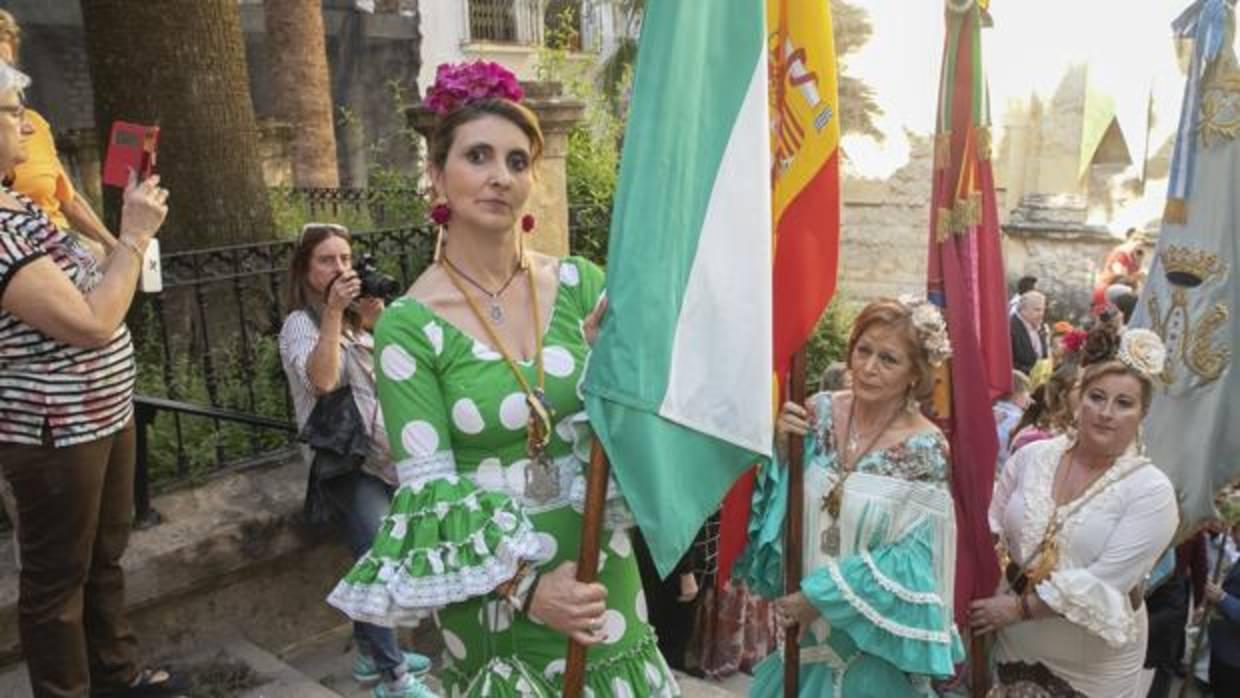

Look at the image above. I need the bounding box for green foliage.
[132,305,293,486]
[803,292,860,394]
[537,5,630,265]
[269,180,427,241]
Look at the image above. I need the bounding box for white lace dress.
[989,436,1179,696]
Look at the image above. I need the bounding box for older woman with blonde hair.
[973,327,1179,696]
[737,297,963,697]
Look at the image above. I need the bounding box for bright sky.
[840,0,1196,182]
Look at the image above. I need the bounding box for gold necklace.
[441,256,559,503]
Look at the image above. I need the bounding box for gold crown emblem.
[1160,245,1226,286]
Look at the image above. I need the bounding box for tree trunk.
[79,0,276,250]
[264,0,340,189]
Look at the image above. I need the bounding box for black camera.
[353,254,400,299]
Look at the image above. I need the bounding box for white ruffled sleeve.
[1035,468,1178,647]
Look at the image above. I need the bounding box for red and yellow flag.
[719,0,842,586]
[769,0,842,378]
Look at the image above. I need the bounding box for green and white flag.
[583,0,773,577]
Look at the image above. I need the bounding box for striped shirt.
[279,309,395,485]
[0,190,135,447]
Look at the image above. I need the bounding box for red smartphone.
[102,121,159,189]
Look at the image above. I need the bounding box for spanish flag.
[719,0,842,585]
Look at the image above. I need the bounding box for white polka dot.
[474,458,505,490]
[505,459,529,493]
[635,588,648,623]
[423,322,444,355]
[499,393,530,430]
[472,340,502,361]
[610,676,634,698]
[543,659,566,680]
[559,263,580,287]
[597,551,608,573]
[608,529,632,558]
[644,662,664,687]
[481,600,513,632]
[451,398,485,434]
[534,532,558,562]
[543,346,575,378]
[601,609,626,645]
[401,421,438,458]
[443,629,466,660]
[380,344,416,380]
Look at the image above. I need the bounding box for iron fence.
[128,224,437,523]
[270,187,424,230]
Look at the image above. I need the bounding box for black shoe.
[92,668,190,698]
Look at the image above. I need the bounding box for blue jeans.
[322,471,405,679]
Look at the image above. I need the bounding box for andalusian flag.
[583,0,774,576]
[719,0,844,584]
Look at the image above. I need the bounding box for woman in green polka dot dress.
[328,61,678,698]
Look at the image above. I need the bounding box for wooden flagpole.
[782,348,807,698]
[563,439,611,698]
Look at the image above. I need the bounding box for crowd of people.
[2,16,1239,698]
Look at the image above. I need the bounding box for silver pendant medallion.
[489,301,505,325]
[524,454,560,503]
[821,524,841,557]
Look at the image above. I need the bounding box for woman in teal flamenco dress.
[326,62,678,698]
[736,298,965,697]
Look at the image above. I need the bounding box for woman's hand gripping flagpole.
[562,438,612,698]
[782,349,808,697]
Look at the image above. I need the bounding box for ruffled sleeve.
[326,301,542,627]
[732,453,788,598]
[1035,465,1178,647]
[800,521,964,677]
[733,392,834,598]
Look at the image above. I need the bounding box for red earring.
[521,213,536,233]
[430,203,452,226]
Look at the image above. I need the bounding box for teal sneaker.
[352,651,433,683]
[373,673,438,698]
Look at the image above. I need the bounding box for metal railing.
[128,224,438,523]
[271,187,424,228]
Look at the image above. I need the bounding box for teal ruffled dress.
[735,392,964,698]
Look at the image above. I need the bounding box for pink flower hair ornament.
[424,61,524,116]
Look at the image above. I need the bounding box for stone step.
[0,635,342,698]
[0,455,356,670]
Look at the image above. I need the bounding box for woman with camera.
[0,63,185,697]
[278,223,434,698]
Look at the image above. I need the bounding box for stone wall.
[836,136,933,302]
[835,138,1125,323]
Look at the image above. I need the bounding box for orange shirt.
[11,109,75,231]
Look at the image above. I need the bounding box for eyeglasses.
[0,103,24,119]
